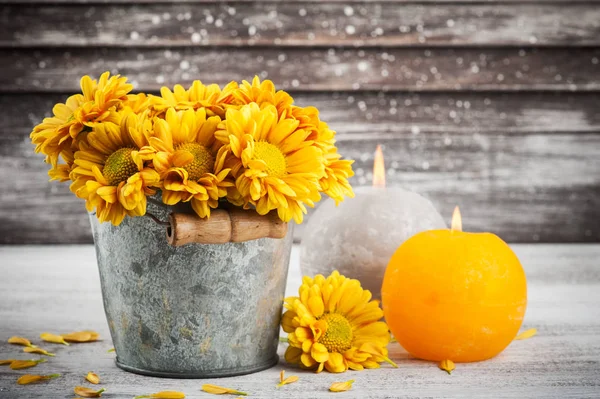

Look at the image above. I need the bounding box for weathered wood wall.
[0,1,599,244]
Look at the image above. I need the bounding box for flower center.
[317,313,353,353]
[253,141,287,177]
[103,147,138,186]
[176,142,214,181]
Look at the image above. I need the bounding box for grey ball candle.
[300,186,446,300]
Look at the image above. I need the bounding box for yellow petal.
[134,391,186,399]
[41,332,70,346]
[85,372,100,384]
[73,386,106,397]
[10,359,47,370]
[107,348,115,353]
[276,375,299,388]
[439,359,455,374]
[311,342,329,363]
[514,328,537,340]
[329,380,355,392]
[0,359,16,365]
[201,384,248,396]
[62,331,98,342]
[279,369,285,383]
[23,347,55,356]
[17,374,60,385]
[8,336,35,347]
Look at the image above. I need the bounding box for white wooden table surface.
[0,244,599,399]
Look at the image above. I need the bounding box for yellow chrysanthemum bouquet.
[30,72,355,225]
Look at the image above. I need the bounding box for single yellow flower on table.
[282,270,397,373]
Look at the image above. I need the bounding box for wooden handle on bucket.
[166,208,288,246]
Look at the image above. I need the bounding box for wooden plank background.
[0,1,599,244]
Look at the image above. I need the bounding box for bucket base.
[115,355,280,379]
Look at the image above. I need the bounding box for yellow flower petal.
[17,374,60,385]
[276,375,299,388]
[311,342,329,363]
[62,331,99,343]
[276,370,299,388]
[73,386,106,397]
[0,359,16,365]
[439,359,455,374]
[134,391,186,399]
[8,336,35,347]
[85,372,100,384]
[514,328,537,340]
[201,384,247,396]
[41,332,70,346]
[23,347,55,356]
[329,379,355,392]
[10,359,47,370]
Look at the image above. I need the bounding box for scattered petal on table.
[85,372,100,384]
[8,336,36,347]
[73,386,106,397]
[439,359,455,374]
[276,371,299,388]
[329,380,355,392]
[10,359,47,370]
[41,332,70,345]
[23,347,55,356]
[134,391,186,398]
[107,348,115,353]
[0,359,16,365]
[202,384,248,396]
[514,328,537,340]
[63,331,99,343]
[17,374,60,385]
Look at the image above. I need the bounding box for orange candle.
[382,207,527,362]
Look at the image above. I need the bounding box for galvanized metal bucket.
[89,197,293,378]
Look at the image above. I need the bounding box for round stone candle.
[300,146,446,300]
[382,207,528,362]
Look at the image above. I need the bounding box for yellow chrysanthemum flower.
[70,110,159,225]
[314,122,355,205]
[282,271,396,373]
[30,72,132,178]
[122,93,151,114]
[74,71,133,139]
[149,80,237,119]
[149,108,232,218]
[231,76,294,117]
[215,103,324,223]
[30,93,85,176]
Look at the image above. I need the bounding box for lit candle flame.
[373,145,386,188]
[451,206,462,232]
